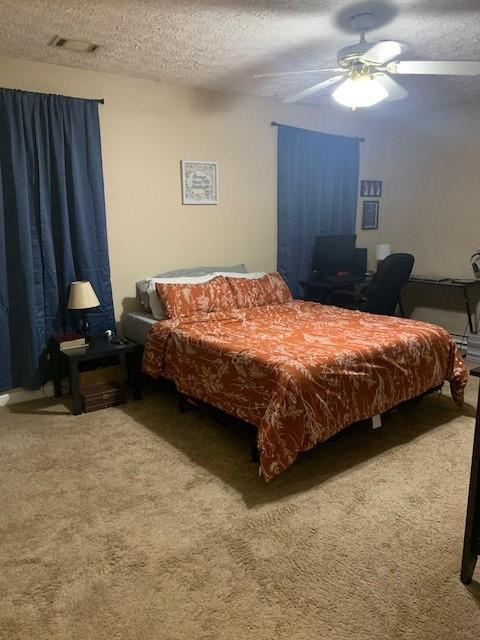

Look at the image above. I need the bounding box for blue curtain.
[277,124,360,297]
[0,88,115,391]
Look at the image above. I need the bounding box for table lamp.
[67,281,100,337]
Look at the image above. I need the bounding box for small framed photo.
[181,160,218,205]
[360,180,382,198]
[362,200,379,230]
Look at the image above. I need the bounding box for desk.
[404,277,480,334]
[300,276,366,304]
[461,366,480,584]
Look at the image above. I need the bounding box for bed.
[124,310,158,345]
[141,296,468,481]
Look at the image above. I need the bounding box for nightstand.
[49,336,141,415]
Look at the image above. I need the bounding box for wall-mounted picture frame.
[362,200,379,230]
[181,160,218,205]
[360,179,382,198]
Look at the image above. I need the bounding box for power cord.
[455,320,470,358]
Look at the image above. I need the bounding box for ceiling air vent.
[49,36,99,53]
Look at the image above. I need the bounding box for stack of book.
[53,332,86,351]
[467,335,480,363]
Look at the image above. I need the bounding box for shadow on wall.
[334,0,398,32]
[115,296,142,335]
[190,0,480,114]
[187,86,239,113]
[190,0,398,109]
[200,38,338,109]
[121,297,141,317]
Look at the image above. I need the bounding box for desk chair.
[331,253,414,316]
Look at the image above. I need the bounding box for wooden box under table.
[79,365,124,388]
[80,380,127,413]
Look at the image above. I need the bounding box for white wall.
[382,98,480,335]
[3,55,480,398]
[0,55,388,322]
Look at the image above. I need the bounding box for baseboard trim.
[0,382,56,407]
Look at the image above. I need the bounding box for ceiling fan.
[255,13,480,110]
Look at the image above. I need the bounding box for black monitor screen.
[312,234,356,276]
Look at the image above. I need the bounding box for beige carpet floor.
[1,377,480,639]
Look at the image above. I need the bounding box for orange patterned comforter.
[142,301,467,481]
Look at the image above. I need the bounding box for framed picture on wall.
[181,160,218,205]
[360,180,382,198]
[362,200,379,230]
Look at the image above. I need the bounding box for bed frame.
[177,386,442,464]
[132,344,441,465]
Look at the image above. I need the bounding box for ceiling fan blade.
[376,74,408,102]
[283,75,345,104]
[387,60,480,76]
[254,68,341,78]
[361,41,402,65]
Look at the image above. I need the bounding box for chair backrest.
[366,253,414,315]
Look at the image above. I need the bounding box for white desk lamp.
[376,243,392,262]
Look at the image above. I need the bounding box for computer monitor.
[312,234,357,277]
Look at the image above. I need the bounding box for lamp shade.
[67,281,100,310]
[375,244,392,261]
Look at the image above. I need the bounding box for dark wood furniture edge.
[406,278,480,334]
[461,367,480,584]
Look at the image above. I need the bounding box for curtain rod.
[270,121,364,142]
[0,87,105,104]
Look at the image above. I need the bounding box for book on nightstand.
[53,332,86,351]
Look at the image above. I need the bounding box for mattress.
[123,311,158,345]
[142,300,468,481]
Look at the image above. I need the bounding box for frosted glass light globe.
[333,76,388,109]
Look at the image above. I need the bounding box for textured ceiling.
[1,0,480,114]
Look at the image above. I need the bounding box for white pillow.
[219,272,266,279]
[146,271,267,320]
[136,263,248,311]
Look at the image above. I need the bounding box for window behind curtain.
[276,124,360,298]
[0,88,115,391]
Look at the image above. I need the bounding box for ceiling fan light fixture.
[332,75,388,109]
[362,40,402,64]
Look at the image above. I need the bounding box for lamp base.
[79,313,91,338]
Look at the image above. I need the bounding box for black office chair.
[331,253,414,316]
